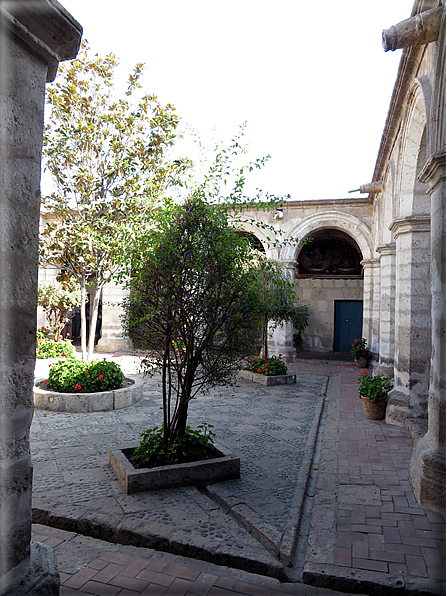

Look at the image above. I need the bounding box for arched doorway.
[296,229,364,353]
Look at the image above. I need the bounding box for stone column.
[374,243,396,377]
[266,261,296,362]
[360,258,380,359]
[97,280,131,353]
[410,153,446,514]
[0,4,82,595]
[386,216,431,426]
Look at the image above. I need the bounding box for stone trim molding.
[389,214,431,237]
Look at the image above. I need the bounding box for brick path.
[289,360,446,593]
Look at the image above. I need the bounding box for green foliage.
[46,356,124,393]
[357,372,392,403]
[351,338,370,359]
[247,354,288,376]
[40,40,191,360]
[36,338,76,359]
[37,280,81,341]
[133,423,216,468]
[36,326,51,340]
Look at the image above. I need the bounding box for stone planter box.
[33,376,143,413]
[240,369,296,386]
[109,443,240,494]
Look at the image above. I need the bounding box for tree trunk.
[80,271,87,361]
[87,285,99,361]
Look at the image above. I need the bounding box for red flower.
[49,364,51,367]
[265,363,269,366]
[85,370,88,373]
[62,354,67,357]
[282,361,285,364]
[43,380,47,384]
[279,354,282,357]
[366,347,369,350]
[362,371,368,375]
[99,374,104,379]
[75,384,81,390]
[103,358,106,360]
[251,359,253,363]
[258,368,261,372]
[262,355,266,359]
[255,352,258,355]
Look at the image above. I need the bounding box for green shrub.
[46,357,124,393]
[133,423,216,468]
[357,372,392,403]
[36,338,76,359]
[247,353,288,376]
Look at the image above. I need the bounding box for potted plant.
[351,338,370,367]
[358,371,393,420]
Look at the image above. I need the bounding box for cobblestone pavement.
[31,354,446,595]
[32,354,328,581]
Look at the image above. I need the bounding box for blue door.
[334,301,363,352]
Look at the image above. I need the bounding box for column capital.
[418,151,446,194]
[376,243,396,256]
[361,258,380,269]
[389,215,431,237]
[0,1,82,81]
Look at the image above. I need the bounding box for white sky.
[54,0,415,202]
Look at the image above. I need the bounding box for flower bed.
[33,376,143,412]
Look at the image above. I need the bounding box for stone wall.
[296,278,364,352]
[0,3,82,594]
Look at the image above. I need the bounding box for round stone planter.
[33,376,143,413]
[361,396,386,420]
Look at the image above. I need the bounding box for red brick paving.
[289,359,446,587]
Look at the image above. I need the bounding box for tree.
[38,280,81,342]
[40,41,191,360]
[122,197,272,444]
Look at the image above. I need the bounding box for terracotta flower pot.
[354,356,368,368]
[361,396,385,420]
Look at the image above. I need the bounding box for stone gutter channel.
[31,370,331,584]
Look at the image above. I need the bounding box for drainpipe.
[382,5,443,51]
[348,181,383,194]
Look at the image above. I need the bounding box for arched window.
[236,231,265,253]
[297,230,363,277]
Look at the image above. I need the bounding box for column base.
[1,542,59,596]
[385,389,410,426]
[96,337,131,353]
[410,433,446,515]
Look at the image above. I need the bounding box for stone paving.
[31,354,446,595]
[32,355,328,581]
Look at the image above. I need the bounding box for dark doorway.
[334,300,363,352]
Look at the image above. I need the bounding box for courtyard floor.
[31,354,445,595]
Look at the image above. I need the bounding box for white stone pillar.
[360,258,380,358]
[97,280,131,353]
[0,5,81,595]
[266,261,296,362]
[410,153,446,514]
[386,216,431,426]
[374,243,396,377]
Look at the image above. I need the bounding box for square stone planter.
[240,369,296,386]
[109,443,240,494]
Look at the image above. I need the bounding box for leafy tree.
[37,280,81,342]
[122,197,272,444]
[40,41,190,360]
